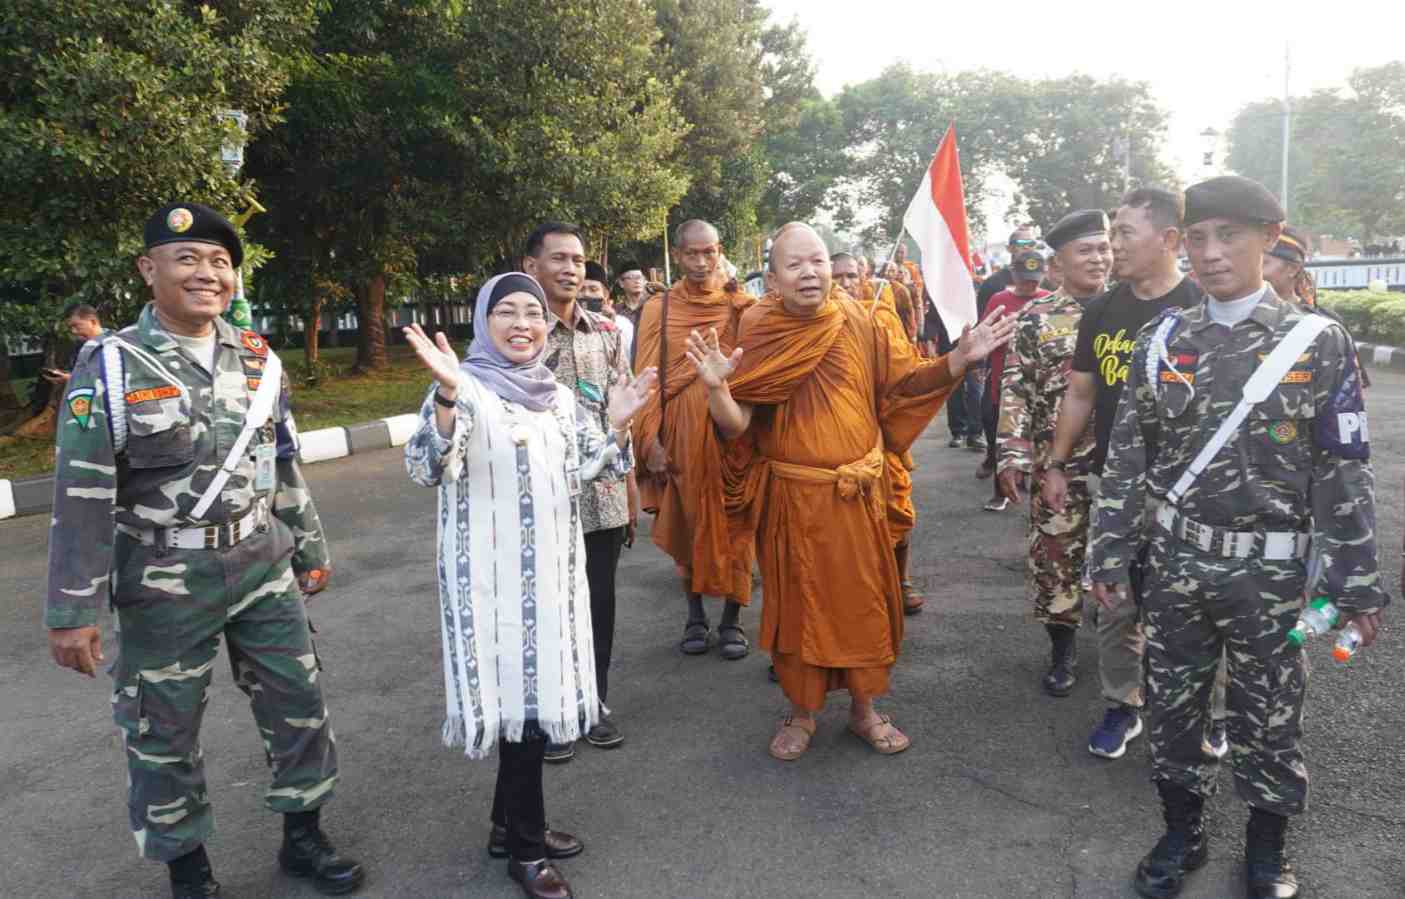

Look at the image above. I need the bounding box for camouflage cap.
[144,202,243,268]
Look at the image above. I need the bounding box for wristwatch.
[1047,458,1069,472]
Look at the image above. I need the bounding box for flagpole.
[884,227,905,266]
[662,220,671,284]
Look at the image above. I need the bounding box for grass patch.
[0,345,436,481]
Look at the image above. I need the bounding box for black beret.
[144,202,243,268]
[584,260,610,285]
[1045,209,1109,251]
[1183,176,1284,228]
[1010,250,1047,281]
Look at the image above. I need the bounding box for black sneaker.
[585,715,623,749]
[543,741,576,764]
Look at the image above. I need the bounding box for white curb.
[298,427,351,464]
[383,414,420,447]
[0,479,14,520]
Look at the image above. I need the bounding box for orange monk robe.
[901,259,924,301]
[632,278,756,601]
[889,281,918,343]
[848,283,920,546]
[713,288,961,709]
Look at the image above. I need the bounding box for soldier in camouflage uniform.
[997,210,1110,696]
[45,204,364,898]
[1088,176,1387,899]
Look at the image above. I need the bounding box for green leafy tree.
[0,0,319,430]
[1003,75,1178,228]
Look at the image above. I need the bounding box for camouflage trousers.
[110,520,338,862]
[1027,471,1091,627]
[1141,539,1308,816]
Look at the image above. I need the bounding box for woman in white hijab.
[404,273,656,899]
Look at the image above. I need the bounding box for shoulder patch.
[241,330,268,357]
[66,387,96,430]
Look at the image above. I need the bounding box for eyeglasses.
[490,307,547,324]
[1010,239,1038,249]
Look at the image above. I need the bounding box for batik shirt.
[544,304,633,533]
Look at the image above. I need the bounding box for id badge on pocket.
[254,443,277,491]
[566,465,583,497]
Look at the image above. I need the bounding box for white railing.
[1306,258,1405,291]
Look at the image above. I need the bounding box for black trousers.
[490,723,547,861]
[982,398,1001,499]
[584,526,625,703]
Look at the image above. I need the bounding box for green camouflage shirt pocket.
[1248,386,1315,492]
[125,394,195,469]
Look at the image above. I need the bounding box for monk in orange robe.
[832,253,925,615]
[685,223,1015,760]
[632,219,756,658]
[880,260,919,342]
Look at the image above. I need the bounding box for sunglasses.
[1010,239,1038,249]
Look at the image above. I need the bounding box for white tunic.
[406,372,624,757]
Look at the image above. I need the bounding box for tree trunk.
[354,271,388,372]
[0,342,25,431]
[11,338,62,438]
[305,291,323,367]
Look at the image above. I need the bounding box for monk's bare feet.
[848,705,911,755]
[769,713,816,761]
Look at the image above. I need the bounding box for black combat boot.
[279,809,367,895]
[168,845,220,898]
[1245,807,1299,898]
[1041,624,1078,696]
[1133,780,1208,899]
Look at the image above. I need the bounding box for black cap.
[144,203,243,268]
[1183,176,1285,228]
[1010,250,1047,282]
[1045,210,1109,251]
[584,261,610,286]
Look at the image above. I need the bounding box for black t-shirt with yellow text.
[1072,278,1202,472]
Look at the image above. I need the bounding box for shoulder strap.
[656,286,671,441]
[1164,314,1334,506]
[190,351,284,520]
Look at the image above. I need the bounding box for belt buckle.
[203,527,218,550]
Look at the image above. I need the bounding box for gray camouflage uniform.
[1089,289,1386,815]
[46,303,337,861]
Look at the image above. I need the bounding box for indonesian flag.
[902,124,977,333]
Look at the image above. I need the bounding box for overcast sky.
[765,0,1404,239]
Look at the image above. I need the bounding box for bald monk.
[685,223,1015,760]
[880,260,920,342]
[832,253,925,615]
[894,242,925,302]
[632,219,757,658]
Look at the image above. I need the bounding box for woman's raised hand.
[607,367,659,431]
[403,324,461,392]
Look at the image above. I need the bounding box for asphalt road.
[3,370,1402,899]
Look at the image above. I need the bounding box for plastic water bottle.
[1287,597,1339,647]
[1332,624,1364,663]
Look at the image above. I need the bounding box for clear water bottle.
[1332,624,1364,663]
[1286,597,1339,647]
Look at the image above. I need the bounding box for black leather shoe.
[1245,808,1299,898]
[543,741,575,764]
[170,877,221,899]
[1042,624,1078,697]
[507,858,573,899]
[279,825,366,895]
[489,824,584,859]
[1133,781,1208,899]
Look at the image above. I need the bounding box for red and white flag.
[902,124,977,333]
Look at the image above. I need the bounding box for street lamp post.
[220,109,259,330]
[1199,127,1220,171]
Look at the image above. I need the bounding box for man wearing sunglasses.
[977,226,1041,322]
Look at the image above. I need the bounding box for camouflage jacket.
[1089,289,1386,614]
[544,302,633,534]
[997,289,1097,474]
[45,304,329,629]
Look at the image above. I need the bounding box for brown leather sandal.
[848,714,911,755]
[768,715,817,761]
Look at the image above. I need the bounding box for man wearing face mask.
[1089,176,1386,899]
[525,224,635,758]
[997,210,1111,698]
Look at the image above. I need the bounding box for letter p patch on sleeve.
[1315,363,1369,460]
